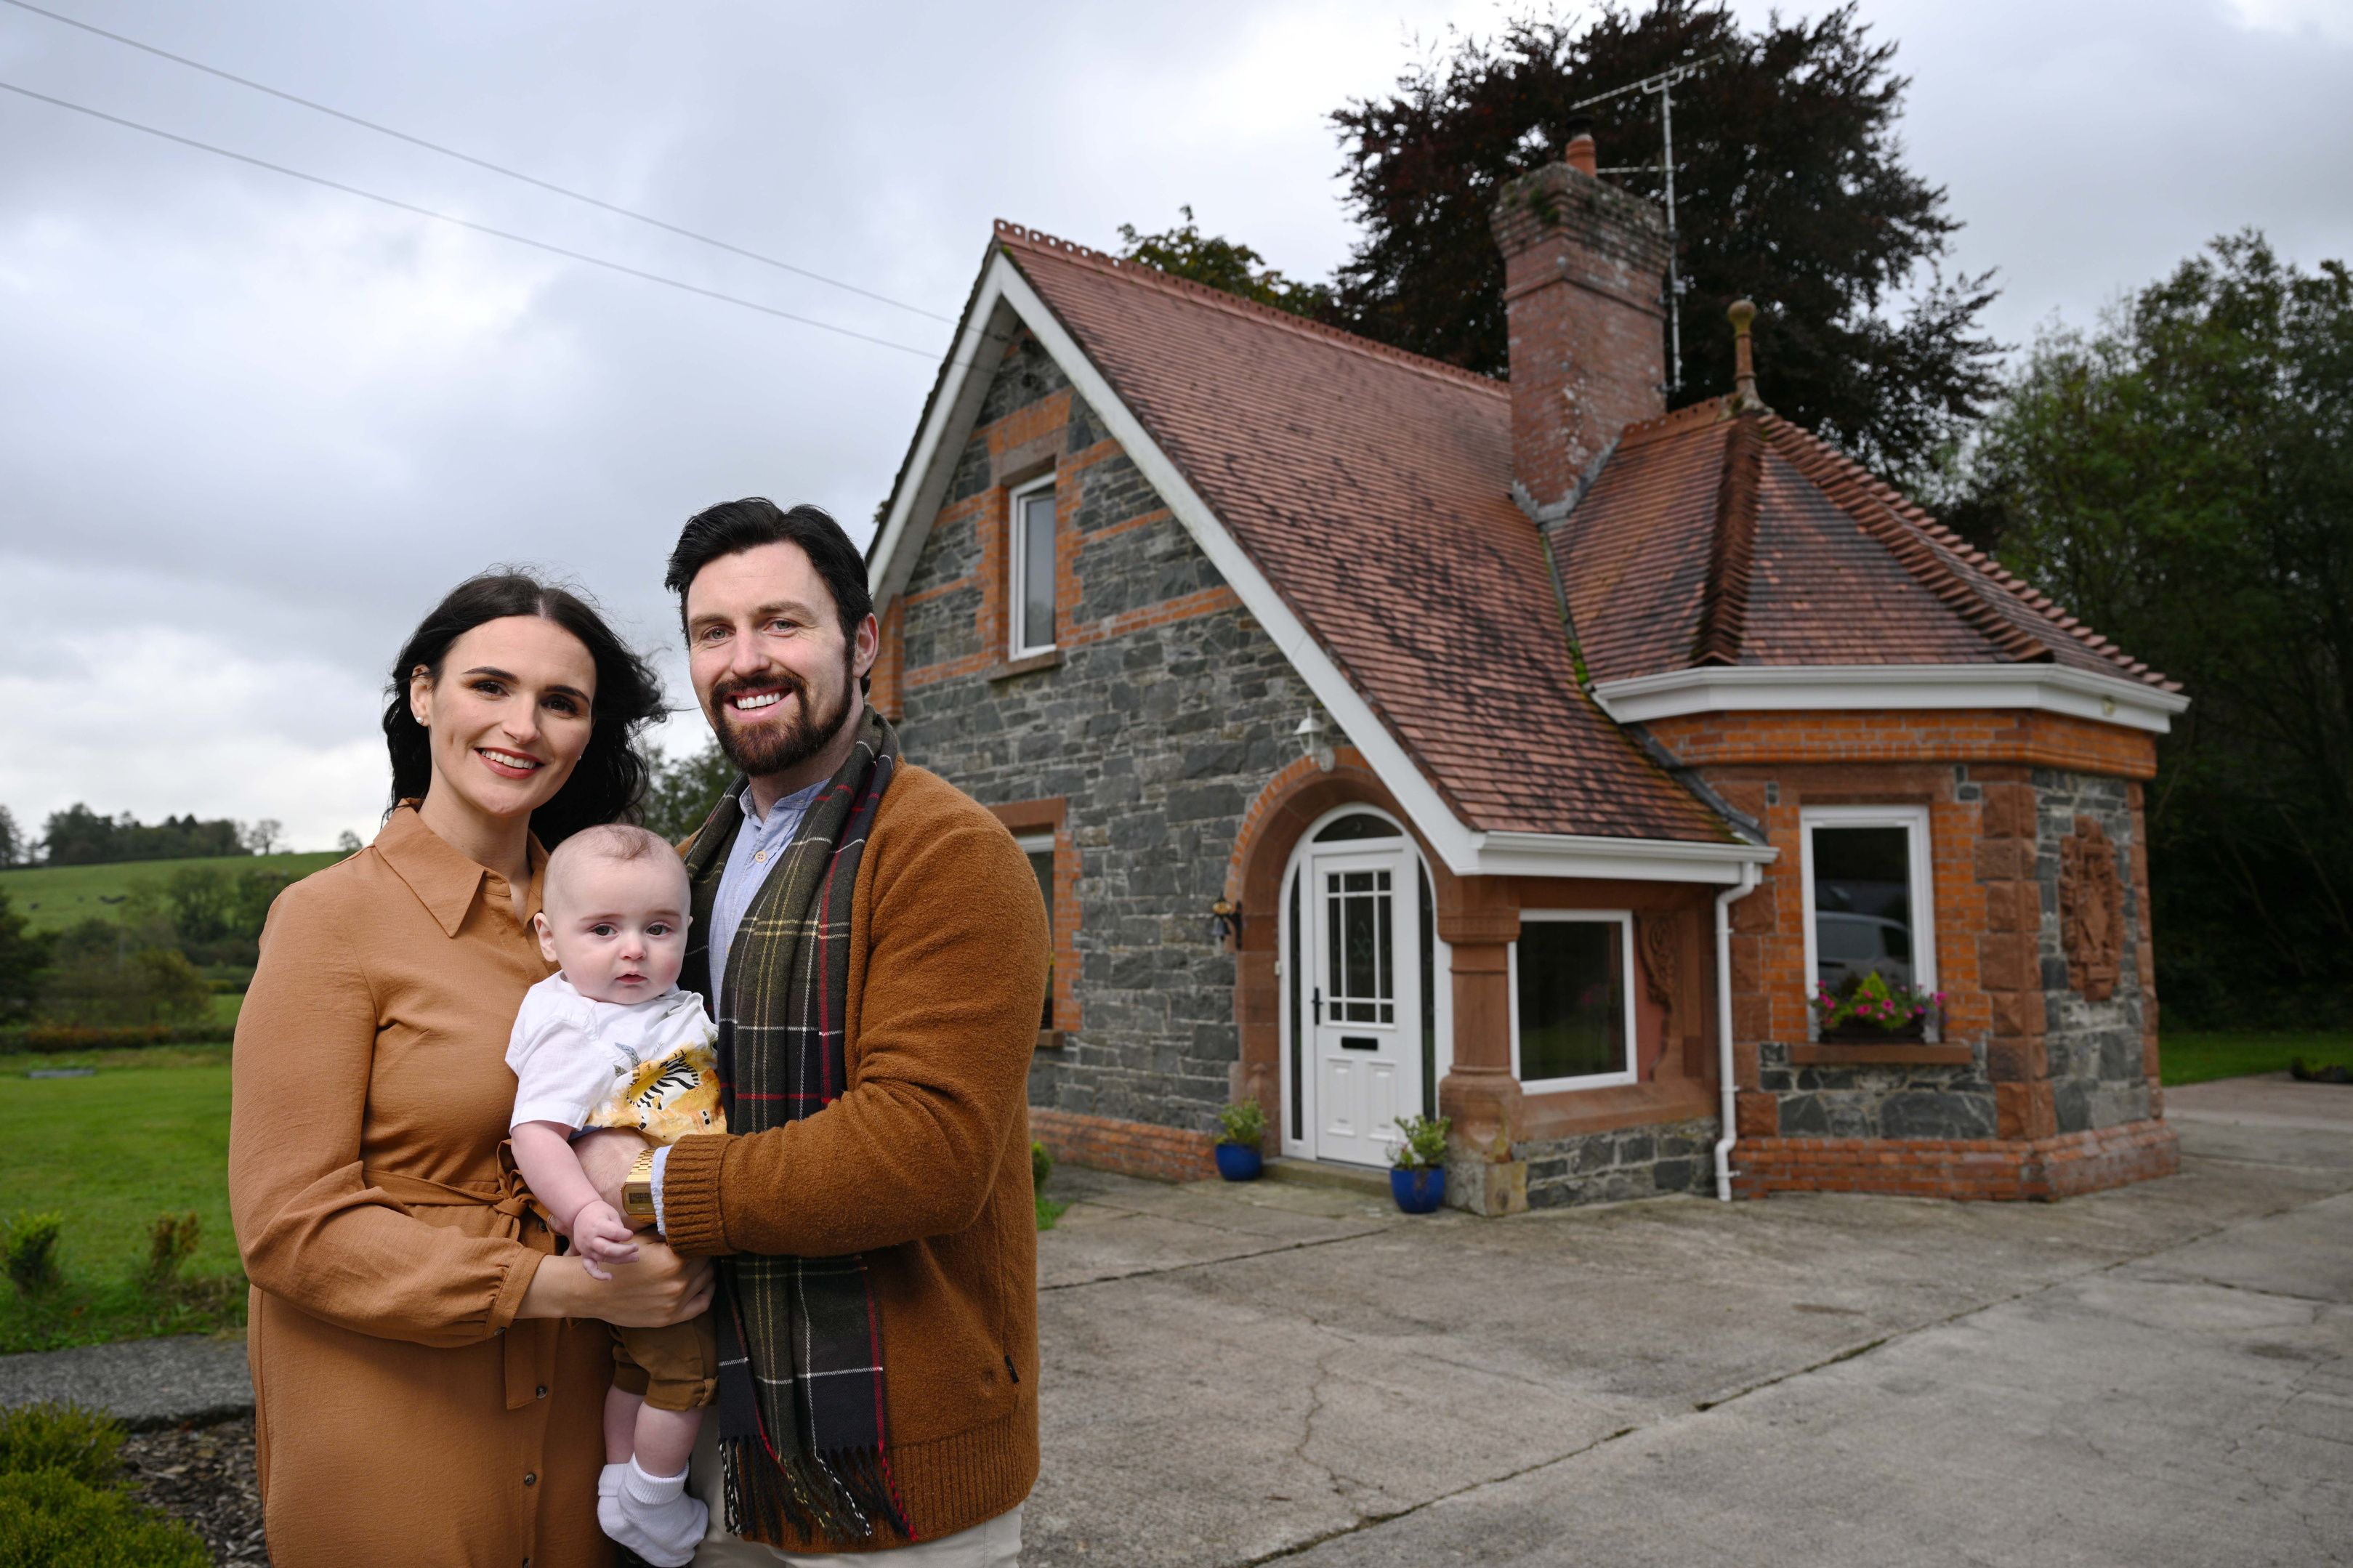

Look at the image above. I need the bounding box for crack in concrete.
[1041,1224,1395,1294]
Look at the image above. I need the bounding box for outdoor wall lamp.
[1295,713,1335,772]
[1207,897,1241,946]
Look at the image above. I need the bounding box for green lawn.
[0,1058,243,1353]
[2160,1030,2353,1088]
[0,851,343,934]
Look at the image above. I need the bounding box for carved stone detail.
[2060,815,2125,1003]
[1639,914,1679,1015]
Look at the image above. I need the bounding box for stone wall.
[2035,769,2152,1132]
[892,330,1317,1136]
[1518,1116,1719,1209]
[1754,1040,1996,1141]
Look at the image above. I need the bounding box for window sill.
[1035,1029,1066,1052]
[1791,1043,1972,1067]
[990,649,1062,682]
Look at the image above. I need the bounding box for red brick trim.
[1030,1107,1218,1183]
[1732,1118,2179,1202]
[988,799,1077,1032]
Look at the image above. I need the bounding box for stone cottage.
[860,128,2189,1213]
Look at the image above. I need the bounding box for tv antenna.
[1571,52,1724,393]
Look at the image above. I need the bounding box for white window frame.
[1799,805,1938,1035]
[1007,475,1057,658]
[1508,909,1639,1092]
[1014,830,1057,1028]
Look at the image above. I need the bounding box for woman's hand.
[517,1235,712,1327]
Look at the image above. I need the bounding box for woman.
[229,573,711,1567]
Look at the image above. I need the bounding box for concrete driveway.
[1027,1079,2353,1567]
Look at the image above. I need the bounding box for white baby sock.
[599,1455,707,1568]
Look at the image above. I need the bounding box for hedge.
[0,1024,229,1056]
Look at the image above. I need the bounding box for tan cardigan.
[661,762,1050,1551]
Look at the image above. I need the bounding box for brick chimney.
[1490,117,1671,510]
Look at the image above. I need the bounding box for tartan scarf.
[681,708,911,1545]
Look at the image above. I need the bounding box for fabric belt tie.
[363,1157,558,1411]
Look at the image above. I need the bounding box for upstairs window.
[1511,910,1636,1090]
[1015,830,1056,1029]
[1009,477,1057,658]
[1801,805,1936,1004]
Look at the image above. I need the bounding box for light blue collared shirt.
[650,776,826,1234]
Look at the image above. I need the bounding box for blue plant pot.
[1391,1165,1445,1213]
[1215,1143,1263,1181]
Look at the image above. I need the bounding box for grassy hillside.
[0,852,344,934]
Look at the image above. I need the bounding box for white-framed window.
[1509,910,1638,1091]
[1800,805,1937,1014]
[1008,476,1057,658]
[1014,830,1057,1029]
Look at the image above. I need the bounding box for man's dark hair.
[382,571,663,846]
[664,498,873,645]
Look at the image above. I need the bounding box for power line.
[0,0,953,324]
[0,77,942,359]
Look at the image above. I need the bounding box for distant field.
[0,852,344,933]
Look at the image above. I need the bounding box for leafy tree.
[0,890,52,1022]
[241,819,285,856]
[36,806,247,865]
[641,740,738,844]
[1964,232,2353,1023]
[1115,207,1335,319]
[336,829,364,854]
[36,918,211,1027]
[0,805,25,868]
[1317,1,1997,481]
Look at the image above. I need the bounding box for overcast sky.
[2,0,2347,852]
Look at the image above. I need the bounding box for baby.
[507,823,722,1568]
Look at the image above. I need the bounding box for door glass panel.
[1810,825,1915,990]
[1325,868,1394,1025]
[1288,868,1303,1141]
[1313,813,1400,842]
[1516,920,1626,1081]
[1026,848,1054,1028]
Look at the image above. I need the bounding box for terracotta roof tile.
[996,223,1729,843]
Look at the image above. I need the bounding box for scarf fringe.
[720,1435,915,1546]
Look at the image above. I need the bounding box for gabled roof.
[1559,400,2182,692]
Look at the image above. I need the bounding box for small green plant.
[1030,1139,1054,1193]
[4,1212,63,1296]
[142,1211,201,1291]
[0,1470,211,1567]
[1216,1098,1266,1147]
[1390,1114,1450,1171]
[0,1402,124,1486]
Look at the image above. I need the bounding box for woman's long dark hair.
[382,571,664,847]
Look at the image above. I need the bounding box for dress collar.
[375,803,547,938]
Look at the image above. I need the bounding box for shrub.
[1216,1099,1266,1147]
[1390,1114,1450,1171]
[1030,1139,1053,1193]
[4,1213,63,1296]
[0,1023,227,1054]
[0,1469,210,1567]
[33,924,211,1030]
[142,1213,201,1290]
[0,1402,122,1486]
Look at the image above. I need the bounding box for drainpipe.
[1714,862,1763,1201]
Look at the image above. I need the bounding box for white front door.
[1306,844,1420,1167]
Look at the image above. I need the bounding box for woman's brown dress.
[228,807,615,1567]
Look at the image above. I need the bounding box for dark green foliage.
[641,740,738,843]
[142,1213,201,1290]
[0,1402,123,1486]
[1030,1139,1053,1192]
[4,1214,62,1296]
[36,923,211,1030]
[132,864,289,966]
[1116,207,1336,318]
[0,807,24,870]
[39,805,246,868]
[1963,233,2353,1025]
[0,892,49,1023]
[0,1470,211,1567]
[1326,1,1998,482]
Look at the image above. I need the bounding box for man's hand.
[568,1200,641,1280]
[574,1128,653,1216]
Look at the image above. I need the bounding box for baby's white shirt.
[505,971,714,1133]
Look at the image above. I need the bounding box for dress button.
[535,1384,548,1399]
[523,1471,537,1487]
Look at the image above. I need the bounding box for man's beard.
[709,659,855,779]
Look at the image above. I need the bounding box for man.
[589,498,1047,1565]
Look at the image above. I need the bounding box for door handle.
[1312,987,1322,1027]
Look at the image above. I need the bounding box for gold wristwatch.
[622,1147,658,1226]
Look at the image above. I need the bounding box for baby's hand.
[570,1200,641,1280]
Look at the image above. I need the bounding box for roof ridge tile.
[993,219,1510,400]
